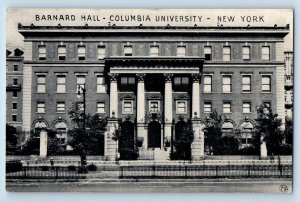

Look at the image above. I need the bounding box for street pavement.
[6,178,292,193]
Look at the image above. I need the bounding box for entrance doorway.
[148,121,161,148]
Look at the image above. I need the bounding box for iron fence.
[120,165,292,179]
[6,166,86,179]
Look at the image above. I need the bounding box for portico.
[104,56,205,160]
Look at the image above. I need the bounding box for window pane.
[223,76,231,84]
[243,46,250,54]
[204,76,212,84]
[58,46,66,54]
[57,76,65,83]
[177,46,186,56]
[242,76,251,84]
[204,47,212,54]
[128,77,135,84]
[223,47,230,54]
[37,76,45,83]
[204,102,212,113]
[150,46,159,56]
[182,77,189,84]
[174,77,181,85]
[204,85,212,92]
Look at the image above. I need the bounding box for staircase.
[154,148,170,160]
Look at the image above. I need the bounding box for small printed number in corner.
[279,185,288,193]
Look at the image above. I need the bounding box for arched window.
[55,122,67,144]
[221,122,234,136]
[34,121,47,138]
[240,122,254,148]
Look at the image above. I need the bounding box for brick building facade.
[18,24,289,160]
[6,48,24,132]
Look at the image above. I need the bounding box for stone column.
[136,74,147,149]
[39,128,48,157]
[191,73,205,160]
[105,117,119,161]
[164,74,173,148]
[192,74,201,118]
[109,73,118,118]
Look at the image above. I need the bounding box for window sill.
[222,92,233,94]
[241,92,252,94]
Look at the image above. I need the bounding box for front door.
[148,121,161,148]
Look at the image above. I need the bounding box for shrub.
[6,160,22,173]
[78,166,88,174]
[136,137,144,147]
[237,146,259,155]
[279,144,293,155]
[41,166,49,171]
[119,148,139,160]
[67,165,76,171]
[87,163,97,171]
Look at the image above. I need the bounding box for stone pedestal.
[191,118,205,160]
[39,129,48,157]
[260,141,268,158]
[105,117,119,161]
[164,74,173,143]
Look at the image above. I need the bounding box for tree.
[284,116,293,145]
[252,104,284,155]
[203,110,223,155]
[203,110,241,155]
[170,119,194,160]
[6,124,19,155]
[68,103,108,167]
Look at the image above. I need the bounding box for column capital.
[136,73,146,82]
[191,73,201,82]
[163,73,173,82]
[108,73,118,82]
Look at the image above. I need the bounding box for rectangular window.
[12,115,17,122]
[37,75,46,93]
[203,75,212,93]
[12,103,17,110]
[223,102,231,113]
[123,100,133,114]
[13,78,18,85]
[120,76,135,91]
[58,46,66,60]
[174,76,189,91]
[38,45,46,60]
[124,45,133,56]
[57,102,65,112]
[13,91,17,97]
[242,75,251,92]
[242,46,250,60]
[149,101,159,113]
[177,46,186,57]
[76,75,85,93]
[13,65,18,71]
[96,76,106,93]
[150,46,159,56]
[262,46,270,60]
[223,46,231,61]
[262,75,271,92]
[97,46,106,60]
[204,102,212,113]
[204,46,212,60]
[56,75,66,93]
[78,46,86,60]
[37,102,45,113]
[242,102,251,113]
[222,75,232,93]
[176,101,187,114]
[97,102,105,113]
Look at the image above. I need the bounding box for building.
[18,23,290,160]
[284,51,293,119]
[6,48,24,132]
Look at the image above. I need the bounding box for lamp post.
[77,83,87,167]
[77,83,86,129]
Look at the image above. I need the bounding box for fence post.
[24,166,27,178]
[279,165,283,177]
[215,165,218,178]
[247,165,251,177]
[185,166,188,178]
[120,166,123,178]
[55,167,59,179]
[152,166,155,177]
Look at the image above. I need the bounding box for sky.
[6,9,293,51]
